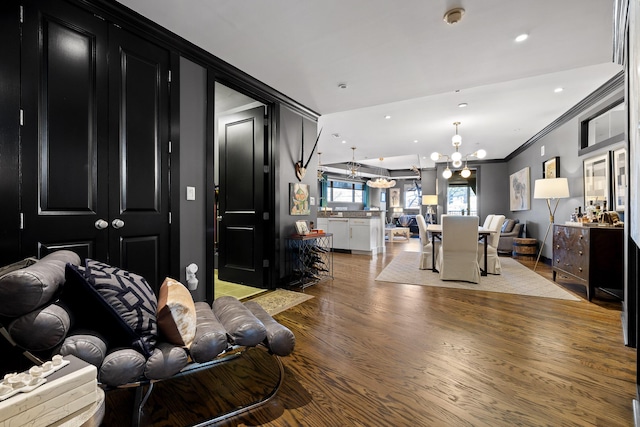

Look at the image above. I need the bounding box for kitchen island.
[316,210,385,255]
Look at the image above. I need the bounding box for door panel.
[22,1,170,293]
[218,107,265,286]
[21,0,108,260]
[108,27,170,291]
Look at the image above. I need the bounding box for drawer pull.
[556,245,560,249]
[578,267,583,272]
[579,235,583,239]
[579,251,583,255]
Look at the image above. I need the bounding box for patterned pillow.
[84,259,158,357]
[501,219,518,233]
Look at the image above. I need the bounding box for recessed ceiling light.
[458,102,468,108]
[341,140,346,144]
[554,87,564,93]
[384,115,391,119]
[515,34,528,42]
[413,140,418,143]
[332,133,340,138]
[338,83,348,89]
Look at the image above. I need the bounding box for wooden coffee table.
[385,227,410,242]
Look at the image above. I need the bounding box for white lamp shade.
[533,178,570,199]
[422,195,438,205]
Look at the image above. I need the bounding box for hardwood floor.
[105,239,635,426]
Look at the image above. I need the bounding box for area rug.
[248,289,314,315]
[375,251,580,301]
[214,269,267,300]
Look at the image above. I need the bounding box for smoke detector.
[443,7,465,25]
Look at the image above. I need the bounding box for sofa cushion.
[60,333,108,368]
[501,218,519,233]
[212,296,266,347]
[144,342,189,380]
[157,277,196,348]
[84,259,158,357]
[244,301,296,356]
[99,349,146,387]
[0,250,80,317]
[8,302,71,351]
[190,302,228,363]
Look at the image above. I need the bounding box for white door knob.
[95,219,109,230]
[112,219,125,229]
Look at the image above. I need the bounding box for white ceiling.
[117,0,622,174]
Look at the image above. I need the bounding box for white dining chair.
[417,214,439,269]
[479,214,505,274]
[482,214,495,229]
[436,215,481,283]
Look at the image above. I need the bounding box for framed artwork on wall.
[613,148,627,211]
[509,167,530,211]
[542,156,560,178]
[295,220,309,235]
[389,188,400,207]
[583,153,610,209]
[290,182,310,215]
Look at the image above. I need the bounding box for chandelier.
[345,146,361,179]
[366,157,397,188]
[430,122,486,179]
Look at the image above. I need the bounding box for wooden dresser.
[552,224,624,301]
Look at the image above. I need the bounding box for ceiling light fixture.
[458,102,468,108]
[430,122,487,179]
[366,157,397,188]
[554,87,564,93]
[384,115,391,119]
[338,83,348,89]
[443,7,465,25]
[515,34,529,42]
[346,146,361,179]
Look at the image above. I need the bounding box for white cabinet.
[349,218,374,251]
[317,216,384,253]
[327,218,350,249]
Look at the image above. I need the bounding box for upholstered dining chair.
[482,214,495,230]
[479,214,505,274]
[436,215,480,283]
[417,214,439,269]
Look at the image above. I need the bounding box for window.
[580,97,625,151]
[446,170,477,216]
[404,183,421,209]
[328,180,364,203]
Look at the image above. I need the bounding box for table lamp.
[533,177,570,270]
[422,195,438,224]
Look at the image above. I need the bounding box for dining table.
[426,223,494,277]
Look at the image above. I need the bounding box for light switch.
[186,186,196,201]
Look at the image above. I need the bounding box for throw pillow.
[156,277,197,348]
[502,219,517,233]
[84,259,158,357]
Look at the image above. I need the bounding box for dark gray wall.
[507,87,624,260]
[179,57,208,301]
[277,106,319,280]
[434,162,509,223]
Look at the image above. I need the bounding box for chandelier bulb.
[430,152,441,162]
[475,149,487,159]
[451,151,462,162]
[442,167,453,179]
[461,166,471,178]
[452,159,463,168]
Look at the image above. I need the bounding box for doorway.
[214,82,269,294]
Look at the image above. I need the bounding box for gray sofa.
[497,219,524,255]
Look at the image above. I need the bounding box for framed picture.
[543,156,560,179]
[613,148,627,211]
[509,167,530,211]
[389,188,400,207]
[583,153,610,209]
[295,220,309,235]
[290,182,310,215]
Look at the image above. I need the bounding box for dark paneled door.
[218,107,266,287]
[21,0,170,291]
